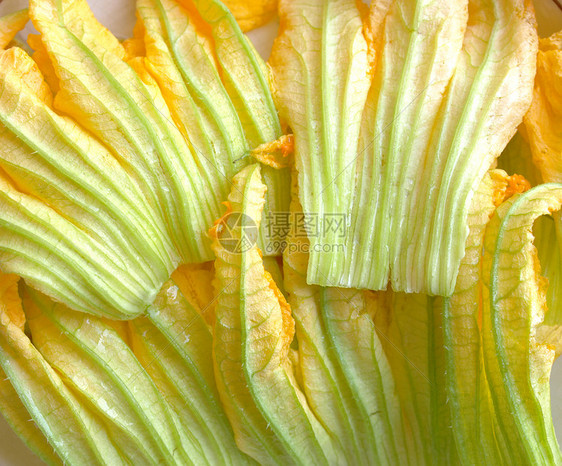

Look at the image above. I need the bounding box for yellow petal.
[271,0,538,295]
[283,170,408,464]
[0,366,62,465]
[524,32,562,183]
[171,263,215,326]
[0,275,125,464]
[0,9,28,50]
[221,0,277,31]
[482,183,562,464]
[269,0,371,287]
[250,134,293,169]
[498,129,543,188]
[0,274,61,465]
[0,274,24,332]
[136,0,290,254]
[23,288,190,464]
[122,21,146,60]
[0,47,173,318]
[129,278,249,464]
[137,0,247,160]
[211,164,339,464]
[0,45,52,104]
[441,170,508,464]
[27,33,59,93]
[30,0,216,264]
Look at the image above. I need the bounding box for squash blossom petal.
[269,0,538,295]
[0,0,289,319]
